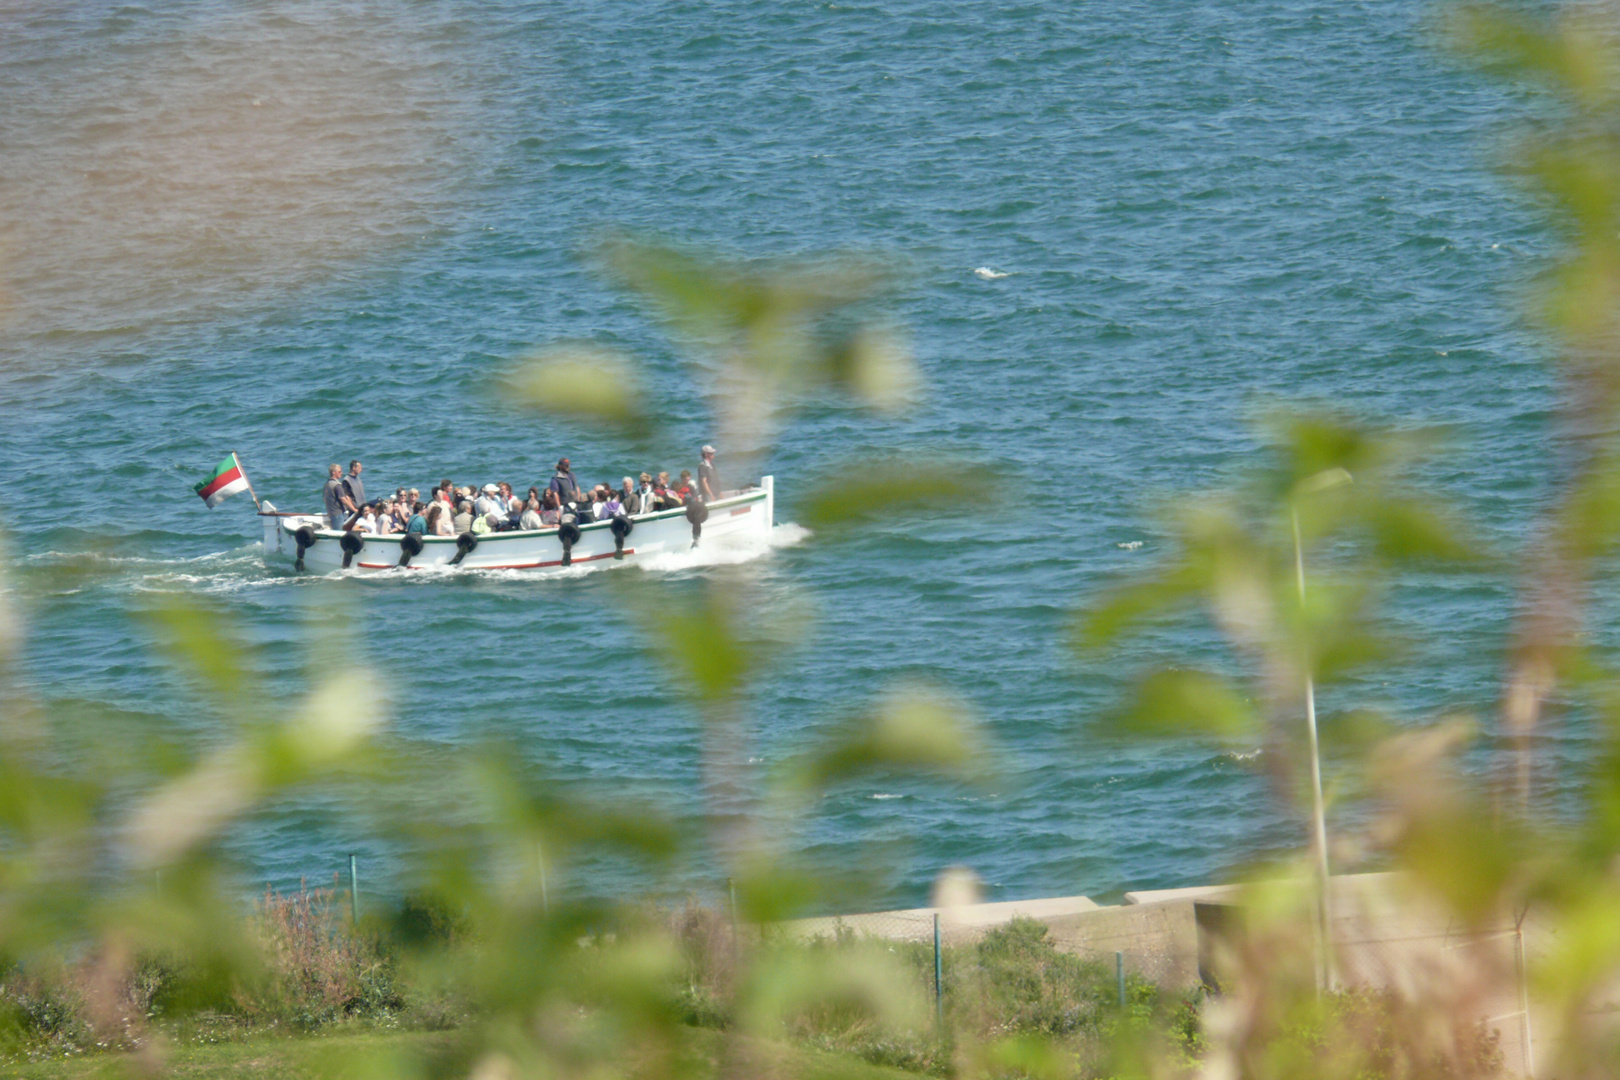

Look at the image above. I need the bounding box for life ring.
[610,513,633,559]
[339,530,364,569]
[558,515,581,566]
[293,524,318,571]
[449,531,478,566]
[398,531,425,567]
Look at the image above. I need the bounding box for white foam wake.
[974,266,1010,280]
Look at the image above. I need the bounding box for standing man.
[547,458,582,505]
[698,445,721,502]
[322,464,349,528]
[343,460,366,516]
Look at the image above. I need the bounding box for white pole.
[1295,505,1334,993]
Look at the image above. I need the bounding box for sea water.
[0,0,1574,907]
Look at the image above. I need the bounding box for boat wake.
[24,522,813,596]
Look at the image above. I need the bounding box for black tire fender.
[339,529,364,569]
[398,531,425,567]
[610,513,633,559]
[448,531,478,566]
[293,524,318,571]
[558,515,581,566]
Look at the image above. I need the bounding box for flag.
[194,453,251,509]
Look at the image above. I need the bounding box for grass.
[6,1026,922,1080]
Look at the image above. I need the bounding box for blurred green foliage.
[16,6,1620,1078]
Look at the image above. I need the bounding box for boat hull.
[261,477,775,573]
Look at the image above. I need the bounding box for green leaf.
[1110,669,1258,739]
[798,457,988,532]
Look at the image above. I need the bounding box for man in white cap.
[475,483,503,519]
[698,445,720,502]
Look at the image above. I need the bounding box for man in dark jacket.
[547,458,582,504]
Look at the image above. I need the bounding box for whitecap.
[973,267,1009,280]
[1116,540,1144,550]
[870,793,903,800]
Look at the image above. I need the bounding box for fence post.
[933,912,944,1030]
[1116,951,1126,1008]
[348,853,359,925]
[728,878,739,955]
[1515,923,1535,1079]
[537,840,549,916]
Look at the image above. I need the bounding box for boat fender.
[610,513,633,558]
[449,531,478,566]
[339,529,364,569]
[685,496,708,547]
[558,515,581,567]
[293,524,318,571]
[398,532,424,568]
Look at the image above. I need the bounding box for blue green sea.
[0,1,1571,907]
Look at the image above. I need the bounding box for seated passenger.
[633,473,655,514]
[475,484,502,519]
[471,511,499,535]
[453,500,474,534]
[675,470,695,502]
[540,490,562,526]
[374,501,397,534]
[356,504,378,533]
[603,489,624,518]
[406,501,427,535]
[427,503,453,537]
[521,498,543,530]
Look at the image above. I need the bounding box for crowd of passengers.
[331,454,720,537]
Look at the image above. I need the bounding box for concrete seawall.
[779,873,1541,1073]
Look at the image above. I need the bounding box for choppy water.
[0,1,1571,908]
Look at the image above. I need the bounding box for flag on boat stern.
[194,453,250,509]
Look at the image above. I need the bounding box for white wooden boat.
[260,477,774,573]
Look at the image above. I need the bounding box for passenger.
[452,500,474,535]
[475,483,502,518]
[547,458,583,505]
[521,498,543,530]
[507,498,526,530]
[527,485,542,510]
[406,501,427,535]
[618,476,637,513]
[652,474,672,510]
[698,445,720,502]
[471,510,498,535]
[375,501,397,535]
[497,481,518,514]
[603,488,624,519]
[356,503,378,533]
[427,502,454,537]
[437,479,454,505]
[540,491,562,526]
[344,461,367,514]
[675,470,695,502]
[631,473,654,515]
[323,464,350,528]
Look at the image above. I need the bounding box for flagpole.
[234,452,263,512]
